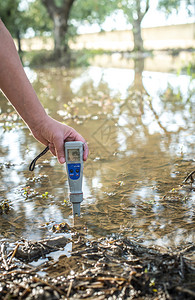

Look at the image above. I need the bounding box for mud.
[1,226,195,299]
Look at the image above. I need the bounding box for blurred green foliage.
[158,0,194,16]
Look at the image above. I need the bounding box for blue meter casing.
[65,142,84,216]
[67,163,81,180]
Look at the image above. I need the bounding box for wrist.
[27,110,48,135]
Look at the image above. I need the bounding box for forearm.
[0,20,47,129]
[0,20,89,162]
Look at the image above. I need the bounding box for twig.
[20,287,31,298]
[97,276,128,282]
[8,243,20,265]
[176,286,195,297]
[179,255,185,279]
[67,280,73,297]
[179,244,195,255]
[183,170,195,183]
[0,268,37,277]
[163,283,172,300]
[32,277,67,296]
[1,243,8,270]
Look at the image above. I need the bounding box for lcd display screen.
[67,149,80,161]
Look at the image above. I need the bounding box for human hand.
[30,115,89,164]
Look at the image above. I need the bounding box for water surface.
[0,55,194,250]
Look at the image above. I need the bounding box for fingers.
[53,138,66,164]
[39,118,89,164]
[53,130,89,164]
[48,143,57,157]
[83,142,89,161]
[70,130,89,161]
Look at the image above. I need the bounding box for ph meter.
[65,141,84,216]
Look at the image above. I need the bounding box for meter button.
[67,163,81,180]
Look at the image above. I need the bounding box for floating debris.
[0,200,11,214]
[14,236,68,262]
[52,222,72,233]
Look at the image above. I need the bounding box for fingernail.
[59,157,65,164]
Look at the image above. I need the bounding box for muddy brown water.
[0,56,194,256]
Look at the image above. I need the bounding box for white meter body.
[65,141,84,216]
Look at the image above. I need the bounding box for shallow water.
[0,55,194,250]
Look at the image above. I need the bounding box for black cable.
[29,146,49,171]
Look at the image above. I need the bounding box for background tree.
[71,0,150,52]
[1,0,193,61]
[0,0,52,54]
[0,0,26,53]
[118,0,150,52]
[41,0,76,58]
[72,0,193,52]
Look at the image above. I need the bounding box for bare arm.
[0,19,47,131]
[0,20,88,163]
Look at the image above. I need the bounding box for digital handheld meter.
[65,141,84,216]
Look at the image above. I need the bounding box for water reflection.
[0,55,194,249]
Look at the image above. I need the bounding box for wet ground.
[0,53,195,298]
[1,53,194,246]
[1,233,195,299]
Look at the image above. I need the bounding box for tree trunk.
[53,11,68,57]
[132,0,150,52]
[16,29,22,54]
[132,19,144,52]
[41,0,75,58]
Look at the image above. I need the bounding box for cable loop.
[29,146,49,171]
